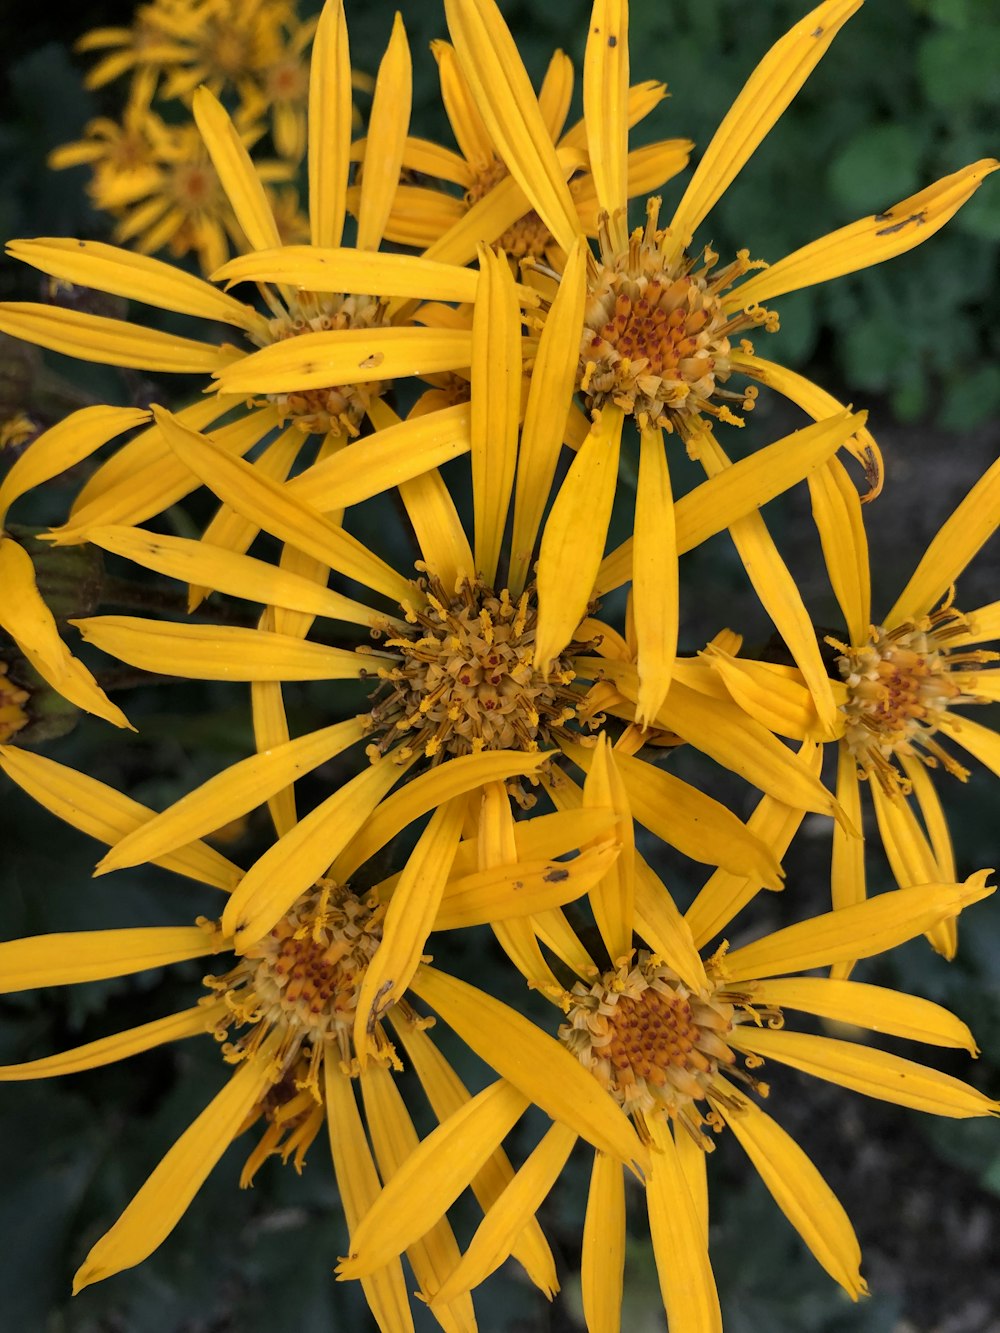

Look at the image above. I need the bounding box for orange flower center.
[0,661,29,743]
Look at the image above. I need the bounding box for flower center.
[579,198,771,432]
[0,661,29,743]
[172,160,219,210]
[361,576,592,802]
[465,155,554,259]
[832,601,995,794]
[261,293,392,435]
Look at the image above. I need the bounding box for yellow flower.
[708,453,1000,965]
[0,742,648,1324]
[335,760,996,1328]
[355,37,692,263]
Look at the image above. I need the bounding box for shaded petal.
[807,457,871,646]
[869,787,952,967]
[583,735,634,966]
[633,425,678,725]
[830,748,866,980]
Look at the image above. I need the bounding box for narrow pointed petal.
[868,787,954,959]
[808,457,871,645]
[357,14,412,252]
[885,453,1000,627]
[634,855,708,990]
[583,736,634,965]
[732,1027,999,1119]
[309,0,351,247]
[538,50,574,141]
[0,925,219,994]
[221,760,403,949]
[708,653,839,742]
[472,246,521,586]
[729,159,1000,309]
[946,713,1000,779]
[673,1126,709,1246]
[444,0,580,253]
[646,1115,722,1333]
[667,0,862,249]
[582,1152,625,1333]
[409,965,649,1173]
[0,302,229,372]
[721,872,994,981]
[952,600,1000,647]
[338,1079,529,1279]
[634,426,678,725]
[535,406,624,670]
[716,1084,865,1298]
[324,1057,415,1333]
[432,38,495,165]
[830,749,866,980]
[73,1051,274,1292]
[584,0,629,225]
[216,246,484,306]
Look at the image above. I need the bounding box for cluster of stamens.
[559,951,775,1147]
[465,155,554,259]
[260,292,391,435]
[833,600,995,794]
[362,576,592,802]
[580,198,773,432]
[0,661,29,743]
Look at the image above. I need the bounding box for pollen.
[833,599,996,794]
[579,197,771,433]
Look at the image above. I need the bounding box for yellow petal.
[582,1152,625,1333]
[215,247,484,307]
[807,457,871,645]
[357,14,412,252]
[444,0,580,254]
[535,406,624,670]
[673,1125,709,1246]
[729,159,1000,309]
[721,872,995,981]
[74,1050,275,1292]
[221,759,404,949]
[716,1083,865,1298]
[707,652,838,742]
[868,786,953,963]
[392,134,472,187]
[421,171,533,270]
[667,0,862,250]
[410,964,649,1173]
[0,925,219,994]
[337,1079,529,1279]
[584,0,629,226]
[309,0,351,248]
[472,246,521,587]
[192,91,282,250]
[830,748,866,980]
[645,1115,722,1333]
[634,854,708,990]
[750,978,978,1053]
[731,1027,999,1119]
[633,426,678,725]
[582,735,634,966]
[886,452,1000,628]
[0,1004,215,1081]
[538,49,574,142]
[0,405,148,526]
[431,38,495,165]
[952,600,1000,647]
[0,301,229,373]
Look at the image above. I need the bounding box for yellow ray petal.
[410,964,649,1173]
[0,302,230,373]
[509,237,587,596]
[731,1027,999,1119]
[221,759,403,949]
[707,652,838,742]
[432,1122,576,1304]
[444,0,580,254]
[373,184,468,250]
[947,713,1000,779]
[353,796,467,1065]
[750,978,978,1053]
[584,0,629,229]
[6,238,261,333]
[646,1115,722,1333]
[885,452,1000,627]
[721,872,994,981]
[0,1004,215,1081]
[154,405,413,603]
[420,171,533,271]
[634,854,708,990]
[830,748,866,980]
[633,425,678,726]
[0,745,240,891]
[0,925,219,994]
[807,457,871,646]
[472,246,521,586]
[716,1083,865,1298]
[0,405,148,526]
[357,13,412,252]
[98,719,365,875]
[309,0,351,248]
[869,787,953,959]
[582,1152,625,1333]
[667,0,862,251]
[695,428,839,734]
[538,49,574,141]
[324,1057,415,1333]
[74,1049,275,1292]
[215,246,483,305]
[952,600,1000,647]
[72,615,366,682]
[582,735,634,966]
[560,77,669,153]
[729,159,1000,309]
[673,1124,709,1246]
[337,1079,529,1279]
[391,134,472,187]
[431,38,495,165]
[535,406,624,670]
[0,538,131,729]
[214,326,472,396]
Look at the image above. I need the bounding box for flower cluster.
[0,1,998,1330]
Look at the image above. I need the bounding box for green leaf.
[827,124,921,215]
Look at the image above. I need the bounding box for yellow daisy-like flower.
[356,37,692,263]
[335,759,996,1330]
[0,741,648,1326]
[707,453,1000,965]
